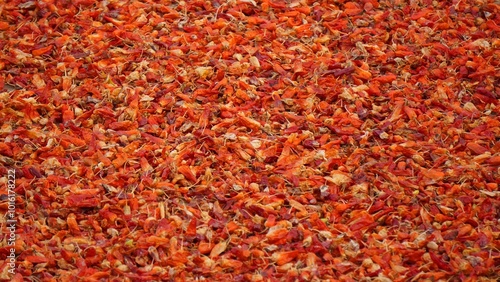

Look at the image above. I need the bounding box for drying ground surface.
[0,0,499,281]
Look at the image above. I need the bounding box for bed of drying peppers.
[0,0,499,281]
